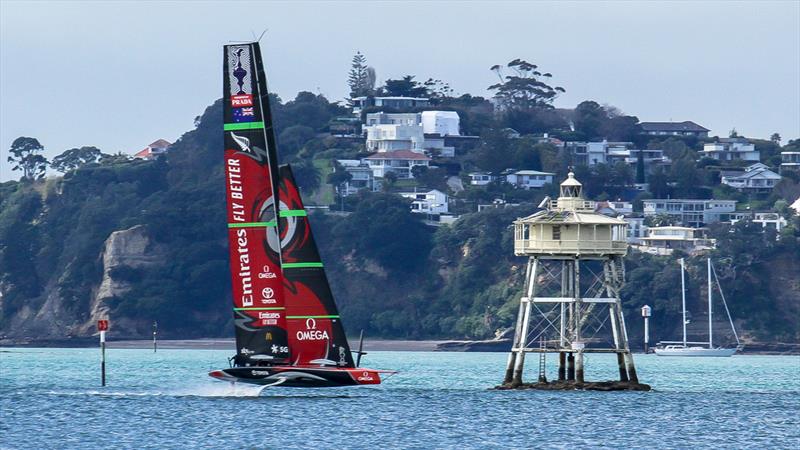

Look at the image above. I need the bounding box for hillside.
[1,99,798,346]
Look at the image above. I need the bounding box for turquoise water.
[1,348,799,449]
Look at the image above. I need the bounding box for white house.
[505,170,554,189]
[399,189,449,215]
[364,111,458,156]
[635,226,715,255]
[702,138,760,162]
[364,150,431,179]
[730,211,788,232]
[595,201,633,216]
[335,159,378,196]
[565,140,669,172]
[420,111,460,136]
[624,217,648,244]
[643,199,737,227]
[468,172,497,186]
[721,163,782,193]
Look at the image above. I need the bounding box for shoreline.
[1,337,799,354]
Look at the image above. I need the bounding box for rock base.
[495,380,651,391]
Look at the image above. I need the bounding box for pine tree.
[348,52,369,98]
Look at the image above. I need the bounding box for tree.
[51,146,102,173]
[489,59,565,110]
[574,101,605,139]
[7,137,48,180]
[348,52,374,98]
[278,125,316,158]
[382,75,428,98]
[770,133,781,145]
[99,152,131,165]
[474,129,514,173]
[636,148,646,184]
[648,167,669,198]
[382,171,398,191]
[291,160,321,193]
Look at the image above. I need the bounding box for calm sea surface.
[1,348,798,449]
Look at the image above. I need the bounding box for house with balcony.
[702,138,760,162]
[635,226,715,255]
[504,170,555,189]
[643,199,737,227]
[564,140,669,173]
[364,111,458,157]
[399,189,449,215]
[720,163,781,193]
[364,150,431,179]
[781,151,800,173]
[334,159,378,196]
[639,121,710,138]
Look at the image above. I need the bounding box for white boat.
[655,258,742,357]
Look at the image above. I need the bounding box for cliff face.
[82,225,164,336]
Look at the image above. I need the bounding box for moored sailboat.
[209,42,394,387]
[655,258,742,357]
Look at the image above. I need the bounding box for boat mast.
[711,261,740,347]
[707,258,713,349]
[680,258,687,348]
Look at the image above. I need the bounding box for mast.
[711,260,740,346]
[707,258,713,349]
[680,258,687,347]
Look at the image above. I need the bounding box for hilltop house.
[364,111,459,157]
[504,170,555,189]
[334,159,378,196]
[564,140,669,172]
[720,163,781,193]
[639,121,710,138]
[352,96,430,115]
[702,138,760,162]
[729,211,788,232]
[399,189,449,215]
[133,139,171,160]
[643,199,737,227]
[364,150,430,179]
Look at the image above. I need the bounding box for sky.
[1,0,799,181]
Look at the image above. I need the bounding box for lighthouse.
[501,172,649,390]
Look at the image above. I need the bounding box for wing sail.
[223,43,289,363]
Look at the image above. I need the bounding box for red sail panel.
[278,165,355,368]
[223,43,289,363]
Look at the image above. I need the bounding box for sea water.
[1,348,798,449]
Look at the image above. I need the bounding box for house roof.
[511,170,555,176]
[134,148,152,158]
[149,139,172,148]
[365,150,430,161]
[516,209,626,225]
[640,121,709,132]
[723,167,781,181]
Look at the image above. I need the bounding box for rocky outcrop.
[81,225,163,336]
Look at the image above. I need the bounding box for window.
[552,226,561,240]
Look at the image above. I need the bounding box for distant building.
[636,226,715,255]
[133,139,171,160]
[720,163,781,193]
[363,150,431,179]
[730,211,788,233]
[624,217,648,244]
[364,111,458,157]
[468,172,497,186]
[781,151,800,173]
[352,96,430,115]
[334,159,378,196]
[399,189,449,215]
[702,138,760,162]
[477,198,521,212]
[595,201,633,216]
[639,121,710,138]
[564,140,670,173]
[504,170,555,189]
[643,199,737,227]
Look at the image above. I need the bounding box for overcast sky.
[1,0,799,181]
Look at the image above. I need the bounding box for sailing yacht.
[209,42,394,387]
[655,258,742,357]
